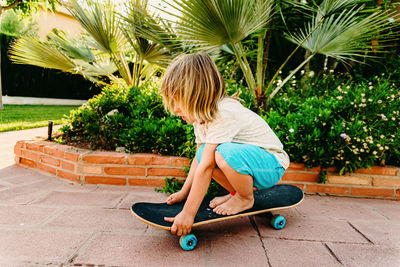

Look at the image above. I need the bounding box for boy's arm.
[165,143,218,236]
[166,144,201,205]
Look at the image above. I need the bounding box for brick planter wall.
[14,140,400,200]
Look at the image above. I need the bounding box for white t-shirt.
[193,97,290,169]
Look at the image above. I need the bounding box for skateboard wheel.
[179,234,197,251]
[271,215,286,230]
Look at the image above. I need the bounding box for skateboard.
[131,184,303,251]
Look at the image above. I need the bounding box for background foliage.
[60,52,400,178]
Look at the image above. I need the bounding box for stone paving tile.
[45,207,147,231]
[1,174,48,185]
[73,232,208,266]
[296,195,387,221]
[0,205,59,227]
[324,196,400,221]
[206,235,268,267]
[194,217,258,237]
[349,220,400,248]
[54,182,100,193]
[119,191,170,210]
[0,181,65,205]
[326,243,400,267]
[32,191,125,208]
[0,165,37,180]
[0,229,92,264]
[263,238,341,267]
[255,215,369,243]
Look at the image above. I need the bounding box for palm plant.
[164,0,399,107]
[164,0,274,100]
[9,0,175,88]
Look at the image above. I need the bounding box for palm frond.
[47,30,96,62]
[121,1,179,51]
[9,37,77,71]
[286,7,399,62]
[165,0,274,48]
[67,0,127,54]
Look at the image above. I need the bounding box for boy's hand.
[164,211,194,236]
[166,191,187,205]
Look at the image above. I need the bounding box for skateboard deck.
[131,184,303,230]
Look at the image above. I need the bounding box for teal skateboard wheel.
[179,234,197,251]
[271,215,286,230]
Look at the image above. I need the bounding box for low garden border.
[14,140,400,200]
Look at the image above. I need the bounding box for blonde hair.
[161,52,226,123]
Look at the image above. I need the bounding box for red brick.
[104,167,146,176]
[128,178,165,187]
[396,189,400,199]
[171,157,191,167]
[19,158,37,168]
[351,187,395,197]
[327,175,371,186]
[308,166,338,173]
[281,172,320,183]
[354,166,398,176]
[25,142,44,152]
[61,160,75,172]
[21,150,41,161]
[127,154,170,166]
[85,176,126,186]
[83,152,125,164]
[306,185,350,195]
[44,146,65,158]
[38,163,57,175]
[15,141,25,149]
[372,177,400,187]
[65,151,80,162]
[58,170,80,183]
[40,155,60,167]
[287,163,305,171]
[277,181,305,191]
[83,165,102,174]
[14,147,22,157]
[147,168,187,177]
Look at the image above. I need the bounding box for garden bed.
[14,140,400,200]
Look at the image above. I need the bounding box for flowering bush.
[265,73,400,177]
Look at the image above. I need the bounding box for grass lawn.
[0,105,79,132]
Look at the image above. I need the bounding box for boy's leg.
[212,151,254,215]
[209,168,235,208]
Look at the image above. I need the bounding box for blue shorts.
[197,142,285,189]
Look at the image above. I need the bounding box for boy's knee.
[215,150,228,169]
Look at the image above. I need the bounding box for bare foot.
[213,195,254,216]
[209,194,232,208]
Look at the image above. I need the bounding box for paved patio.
[0,127,399,266]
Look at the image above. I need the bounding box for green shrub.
[265,73,400,176]
[60,83,195,157]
